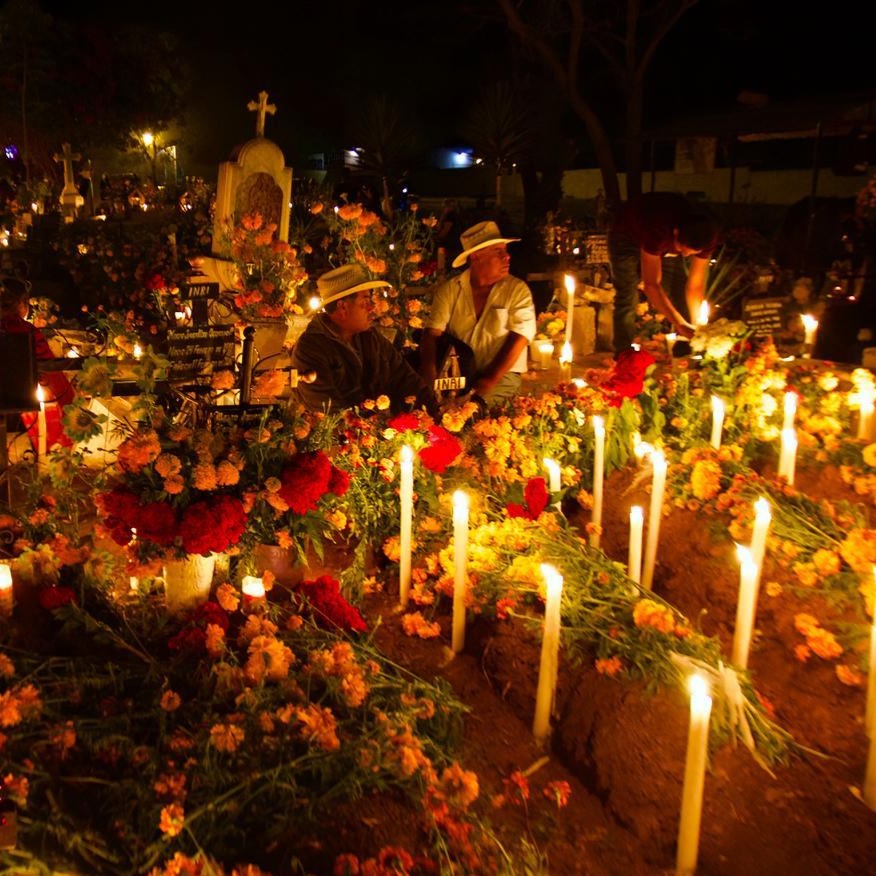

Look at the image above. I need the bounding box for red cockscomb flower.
[418,425,462,474]
[179,494,247,555]
[506,477,550,520]
[296,575,368,633]
[39,586,76,611]
[600,347,655,406]
[278,451,333,514]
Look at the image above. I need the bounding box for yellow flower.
[863,443,876,468]
[690,459,722,500]
[376,394,390,411]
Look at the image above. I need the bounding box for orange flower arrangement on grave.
[227,213,308,321]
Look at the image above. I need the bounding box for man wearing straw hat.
[419,220,536,408]
[291,263,438,416]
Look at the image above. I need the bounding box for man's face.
[335,289,375,334]
[469,243,511,286]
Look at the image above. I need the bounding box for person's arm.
[471,332,529,398]
[684,255,710,324]
[640,251,695,337]
[418,327,443,385]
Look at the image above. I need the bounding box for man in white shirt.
[419,221,536,407]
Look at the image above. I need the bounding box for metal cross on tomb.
[53,143,81,189]
[247,91,277,138]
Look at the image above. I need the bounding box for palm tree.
[460,81,532,208]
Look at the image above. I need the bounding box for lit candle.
[782,392,797,433]
[695,301,710,327]
[590,416,605,548]
[533,564,564,741]
[563,273,576,347]
[129,575,139,592]
[628,506,644,585]
[676,674,713,876]
[452,490,469,654]
[858,387,875,442]
[731,545,759,668]
[642,450,667,590]
[398,445,414,608]
[132,343,143,360]
[36,385,47,462]
[777,427,797,485]
[665,332,677,356]
[801,313,818,355]
[750,498,771,589]
[0,562,12,618]
[544,458,561,494]
[241,575,266,608]
[709,396,724,450]
[537,340,554,370]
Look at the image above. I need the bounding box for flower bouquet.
[95,412,249,612]
[225,213,309,322]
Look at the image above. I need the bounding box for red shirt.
[610,192,716,258]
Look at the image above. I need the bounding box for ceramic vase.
[163,553,216,615]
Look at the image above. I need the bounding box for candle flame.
[687,673,710,700]
[453,489,469,513]
[710,395,724,415]
[400,444,414,464]
[559,341,573,365]
[571,377,588,389]
[800,313,819,333]
[563,273,576,295]
[754,497,771,521]
[0,563,11,588]
[36,385,45,404]
[592,415,604,436]
[133,343,143,360]
[784,392,797,416]
[696,301,710,326]
[629,505,644,524]
[540,563,564,598]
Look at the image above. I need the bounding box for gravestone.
[212,91,292,259]
[53,143,84,222]
[743,296,788,339]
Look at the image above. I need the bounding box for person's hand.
[676,321,696,340]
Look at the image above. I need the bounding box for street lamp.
[141,131,157,184]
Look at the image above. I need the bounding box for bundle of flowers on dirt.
[0,574,503,875]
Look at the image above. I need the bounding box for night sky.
[36,0,876,172]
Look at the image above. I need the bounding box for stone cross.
[247,91,277,138]
[53,143,81,194]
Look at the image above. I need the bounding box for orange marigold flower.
[543,780,572,808]
[205,623,226,658]
[436,762,479,810]
[806,627,843,660]
[159,802,185,837]
[632,599,676,634]
[216,459,240,486]
[333,853,360,875]
[117,429,161,473]
[192,463,218,491]
[2,773,28,806]
[595,656,623,677]
[794,644,811,662]
[209,722,245,753]
[0,654,14,677]
[503,770,530,805]
[296,703,340,751]
[836,664,865,686]
[160,690,181,712]
[401,612,441,639]
[216,582,241,613]
[793,613,819,636]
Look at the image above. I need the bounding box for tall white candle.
[590,416,605,548]
[867,567,876,737]
[36,384,47,461]
[782,392,797,433]
[750,498,771,589]
[452,490,469,654]
[398,445,414,608]
[533,564,564,741]
[0,562,12,619]
[642,450,667,590]
[709,396,724,450]
[628,506,644,585]
[544,458,561,494]
[778,427,797,485]
[563,273,575,347]
[731,545,759,668]
[676,674,713,876]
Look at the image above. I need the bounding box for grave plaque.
[166,327,235,382]
[584,234,609,264]
[742,296,787,338]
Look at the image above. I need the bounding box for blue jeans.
[608,235,689,352]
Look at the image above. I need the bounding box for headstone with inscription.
[742,296,789,338]
[165,327,236,383]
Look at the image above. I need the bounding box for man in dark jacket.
[291,264,438,417]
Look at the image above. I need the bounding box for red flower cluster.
[600,347,656,407]
[278,451,349,515]
[97,488,248,555]
[168,600,230,652]
[387,412,422,433]
[38,585,76,612]
[98,488,177,546]
[296,575,368,633]
[506,477,550,520]
[418,426,462,474]
[178,494,247,555]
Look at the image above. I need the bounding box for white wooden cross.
[53,143,81,192]
[247,91,277,138]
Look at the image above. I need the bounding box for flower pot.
[163,553,216,615]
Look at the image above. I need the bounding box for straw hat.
[452,220,520,269]
[316,263,390,307]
